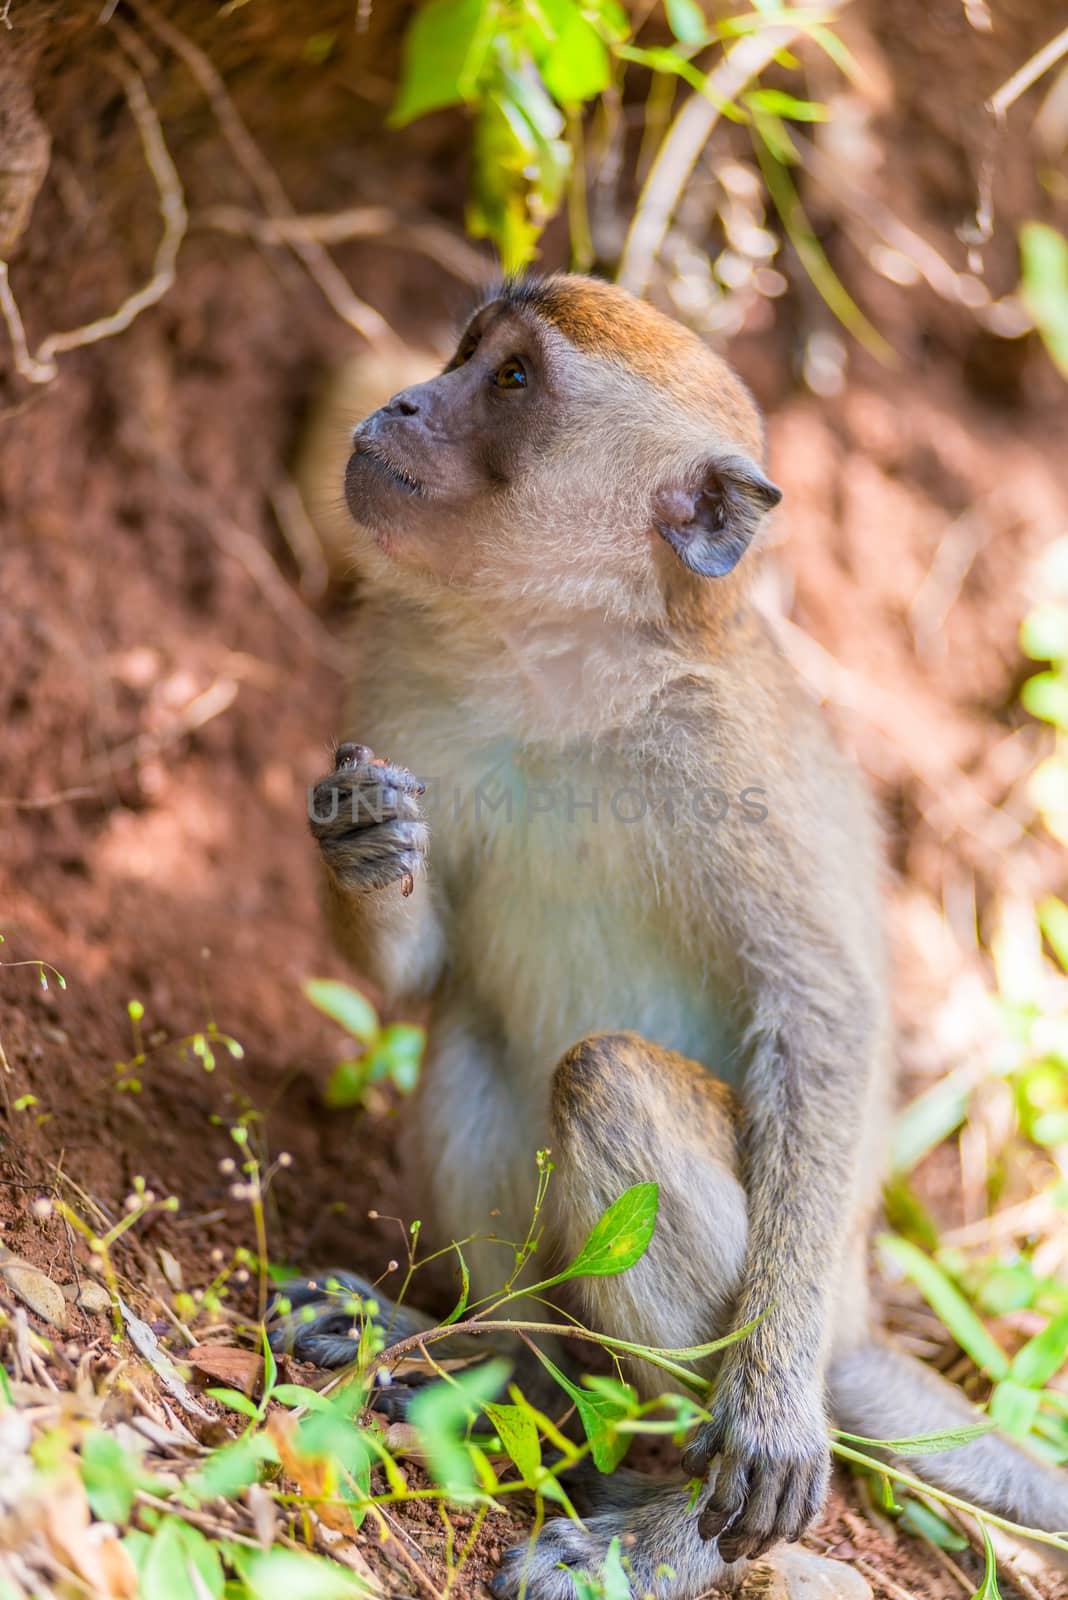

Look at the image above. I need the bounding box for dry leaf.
[188,1344,265,1396]
[266,1411,353,1534]
[43,1471,139,1597]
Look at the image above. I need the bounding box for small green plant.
[112,996,245,1093]
[1020,222,1068,381]
[1020,536,1068,847]
[303,977,425,1109]
[389,0,886,354]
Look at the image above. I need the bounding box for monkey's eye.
[493,358,527,390]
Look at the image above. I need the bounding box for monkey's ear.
[653,455,782,578]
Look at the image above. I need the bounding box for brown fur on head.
[344,273,781,631]
[494,274,767,458]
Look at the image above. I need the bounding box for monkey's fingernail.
[681,1445,709,1476]
[401,872,414,898]
[698,1507,731,1539]
[718,1537,747,1564]
[336,742,372,770]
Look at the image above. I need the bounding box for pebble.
[742,1548,873,1600]
[0,1260,68,1330]
[76,1281,113,1314]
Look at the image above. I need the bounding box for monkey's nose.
[382,389,420,418]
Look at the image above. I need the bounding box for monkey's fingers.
[335,741,374,770]
[332,748,426,797]
[680,1419,721,1479]
[696,1455,749,1543]
[713,1451,829,1562]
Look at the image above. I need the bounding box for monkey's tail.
[829,1339,1068,1544]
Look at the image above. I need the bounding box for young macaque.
[277,276,1068,1598]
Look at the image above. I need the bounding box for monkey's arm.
[685,931,882,1561]
[683,681,886,1561]
[311,750,445,1005]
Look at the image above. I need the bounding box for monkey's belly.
[449,873,741,1091]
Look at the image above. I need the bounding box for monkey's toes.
[266,1270,376,1368]
[490,1520,612,1600]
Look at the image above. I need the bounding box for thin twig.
[790,130,993,311]
[152,459,349,671]
[851,1552,921,1600]
[0,53,186,385]
[271,481,330,603]
[127,0,401,351]
[617,22,802,296]
[196,204,491,287]
[988,23,1068,119]
[0,676,239,809]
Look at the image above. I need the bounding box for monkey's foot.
[266,1269,433,1371]
[489,1506,749,1600]
[490,1511,872,1600]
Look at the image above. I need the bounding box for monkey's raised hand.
[682,1363,829,1563]
[309,742,428,895]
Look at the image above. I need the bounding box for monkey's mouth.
[349,438,426,499]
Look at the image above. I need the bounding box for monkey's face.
[345,302,563,583]
[345,279,781,618]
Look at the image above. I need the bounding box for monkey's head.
[346,275,780,622]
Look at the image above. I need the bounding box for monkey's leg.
[494,1031,812,1600]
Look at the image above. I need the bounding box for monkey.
[274,274,1068,1599]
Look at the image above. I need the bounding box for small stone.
[0,1261,67,1329]
[742,1547,873,1600]
[76,1281,113,1314]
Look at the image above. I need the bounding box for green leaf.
[409,1357,513,1498]
[1021,606,1068,665]
[899,1498,969,1551]
[269,1383,339,1412]
[747,87,828,121]
[892,1072,971,1175]
[970,1521,1004,1599]
[664,0,708,45]
[535,0,612,104]
[141,1518,224,1600]
[262,1323,277,1399]
[365,1023,425,1093]
[530,1346,635,1472]
[1039,897,1068,974]
[1022,670,1068,730]
[81,1428,144,1522]
[324,1058,372,1110]
[442,1241,471,1326]
[1032,1109,1068,1146]
[879,1236,1010,1380]
[303,979,379,1044]
[833,1422,995,1456]
[205,1386,262,1419]
[1008,1312,1068,1388]
[234,1546,373,1599]
[601,1535,632,1600]
[554,1183,659,1281]
[754,133,895,365]
[390,0,493,127]
[186,1434,280,1502]
[1020,222,1068,381]
[989,1378,1041,1438]
[483,1398,542,1484]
